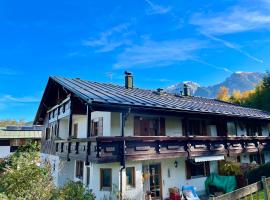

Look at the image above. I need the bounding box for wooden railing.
[52,136,270,163]
[210,176,270,200]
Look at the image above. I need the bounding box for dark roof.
[49,76,270,120]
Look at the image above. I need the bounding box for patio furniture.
[182,186,200,200]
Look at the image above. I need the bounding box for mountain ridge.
[165,72,265,98]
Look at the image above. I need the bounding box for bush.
[247,162,270,184]
[219,161,242,176]
[0,142,54,200]
[52,180,95,200]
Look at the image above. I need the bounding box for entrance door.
[149,164,162,200]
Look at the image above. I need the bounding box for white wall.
[207,125,217,136]
[111,113,183,137]
[88,162,121,200]
[159,158,212,197]
[73,115,87,138]
[264,152,270,163]
[0,146,10,158]
[165,116,182,136]
[92,111,111,136]
[58,159,75,186]
[123,162,144,200]
[237,124,247,136]
[58,118,69,139]
[40,153,60,186]
[240,153,250,164]
[262,126,269,136]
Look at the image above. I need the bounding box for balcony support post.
[67,95,73,161]
[85,104,92,165]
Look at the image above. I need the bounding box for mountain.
[165,72,265,98]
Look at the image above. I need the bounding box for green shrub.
[52,180,95,200]
[219,161,242,176]
[247,162,270,184]
[0,142,54,200]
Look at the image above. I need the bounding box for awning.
[194,155,225,162]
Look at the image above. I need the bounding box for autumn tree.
[217,86,230,101]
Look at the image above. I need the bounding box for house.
[34,72,270,200]
[0,125,42,158]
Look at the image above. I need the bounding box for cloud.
[0,67,21,76]
[145,78,174,82]
[145,0,171,15]
[0,95,40,103]
[82,23,132,52]
[203,33,264,63]
[113,39,207,69]
[192,59,233,73]
[190,7,270,35]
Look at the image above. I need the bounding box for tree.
[0,142,54,200]
[0,142,96,200]
[217,86,230,101]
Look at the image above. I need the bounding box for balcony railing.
[53,136,270,163]
[0,130,42,139]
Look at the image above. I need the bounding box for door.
[149,164,162,200]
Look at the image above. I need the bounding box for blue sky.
[1,0,270,121]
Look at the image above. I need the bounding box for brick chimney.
[183,84,191,96]
[124,71,133,89]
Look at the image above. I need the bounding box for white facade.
[42,111,270,200]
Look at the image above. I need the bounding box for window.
[250,153,265,165]
[51,126,54,138]
[126,167,135,188]
[86,167,90,186]
[227,121,237,136]
[10,139,22,146]
[91,117,103,136]
[45,127,51,140]
[246,123,262,136]
[100,168,112,191]
[134,116,165,136]
[186,160,210,179]
[184,119,207,136]
[62,103,66,113]
[92,121,98,136]
[73,123,78,138]
[75,161,84,180]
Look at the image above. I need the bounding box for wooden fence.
[209,176,270,200]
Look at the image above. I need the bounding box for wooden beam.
[85,105,92,165]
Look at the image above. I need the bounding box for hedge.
[247,162,270,184]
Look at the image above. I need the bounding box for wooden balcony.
[54,136,270,163]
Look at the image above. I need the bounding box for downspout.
[119,109,130,200]
[120,112,126,200]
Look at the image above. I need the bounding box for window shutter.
[205,162,210,176]
[261,153,265,164]
[159,117,165,136]
[201,120,207,136]
[73,123,78,138]
[98,117,103,136]
[185,160,191,179]
[91,120,94,136]
[134,116,140,136]
[45,127,50,140]
[182,119,186,136]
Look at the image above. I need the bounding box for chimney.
[124,71,133,89]
[183,84,191,96]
